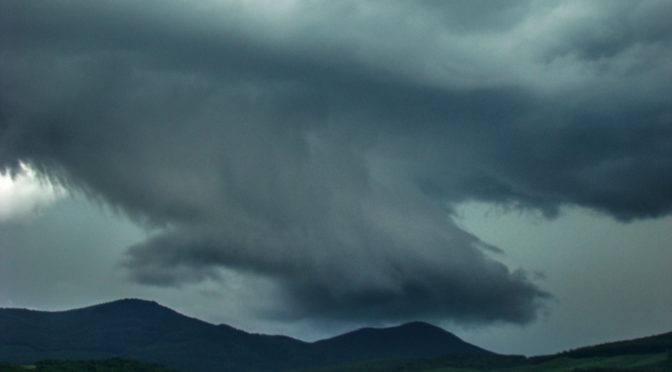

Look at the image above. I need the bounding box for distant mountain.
[313,321,489,362]
[0,299,306,371]
[0,299,490,371]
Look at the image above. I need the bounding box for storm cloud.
[1,0,670,324]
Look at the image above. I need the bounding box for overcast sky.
[1,0,671,356]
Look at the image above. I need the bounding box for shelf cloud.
[2,0,670,324]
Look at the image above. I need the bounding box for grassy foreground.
[293,351,671,372]
[0,352,669,371]
[0,358,178,372]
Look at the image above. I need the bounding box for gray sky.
[1,0,671,355]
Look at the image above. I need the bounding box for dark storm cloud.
[1,0,670,324]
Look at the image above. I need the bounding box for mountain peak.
[395,321,447,331]
[324,320,461,341]
[313,320,490,360]
[81,298,173,314]
[96,298,162,308]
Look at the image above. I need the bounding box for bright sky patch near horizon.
[0,163,66,222]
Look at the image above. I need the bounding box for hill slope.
[0,299,309,371]
[313,321,489,362]
[299,330,672,371]
[0,299,489,371]
[552,330,672,358]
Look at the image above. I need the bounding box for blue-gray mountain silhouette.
[0,299,489,371]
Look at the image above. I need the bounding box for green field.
[0,358,179,372]
[1,352,669,372]
[294,351,671,372]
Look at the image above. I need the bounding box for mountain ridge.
[0,298,488,371]
[4,299,669,371]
